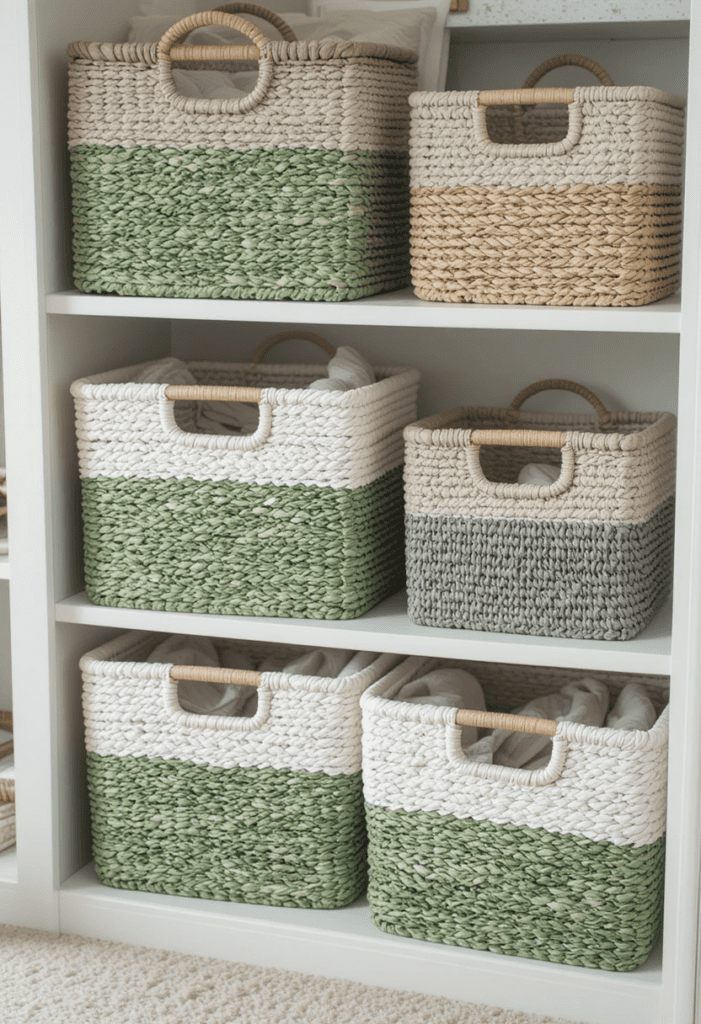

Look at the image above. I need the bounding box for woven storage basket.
[362,656,669,970]
[81,631,399,906]
[409,53,685,306]
[72,332,419,618]
[404,379,675,640]
[67,3,417,302]
[0,711,13,804]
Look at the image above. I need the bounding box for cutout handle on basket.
[158,11,274,112]
[170,665,263,688]
[509,378,612,428]
[250,331,336,366]
[456,708,558,737]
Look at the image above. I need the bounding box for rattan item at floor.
[81,632,398,906]
[409,54,685,306]
[404,379,675,640]
[362,657,669,971]
[67,4,417,302]
[71,333,419,619]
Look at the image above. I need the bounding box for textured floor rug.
[0,924,583,1024]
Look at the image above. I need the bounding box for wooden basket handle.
[164,385,262,403]
[456,708,558,737]
[509,379,611,426]
[214,3,296,42]
[250,331,336,366]
[521,54,614,88]
[170,665,263,688]
[158,11,269,65]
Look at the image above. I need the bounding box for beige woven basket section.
[409,54,685,306]
[0,711,14,804]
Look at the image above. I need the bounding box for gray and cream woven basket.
[81,631,399,907]
[67,3,417,301]
[409,54,685,306]
[72,333,419,619]
[362,657,669,971]
[404,379,675,639]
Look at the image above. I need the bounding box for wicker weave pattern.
[74,361,419,489]
[361,658,668,849]
[408,84,685,306]
[82,633,396,776]
[89,753,367,908]
[406,500,674,639]
[0,802,15,853]
[404,408,675,522]
[366,806,664,970]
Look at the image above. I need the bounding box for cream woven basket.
[67,3,417,301]
[81,631,399,907]
[72,332,419,619]
[409,54,685,306]
[361,656,669,971]
[404,379,676,639]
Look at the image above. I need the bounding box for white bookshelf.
[1,1,700,1022]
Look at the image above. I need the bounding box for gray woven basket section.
[406,498,674,640]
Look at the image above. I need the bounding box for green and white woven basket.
[71,334,419,618]
[81,631,398,907]
[404,379,676,640]
[67,4,417,301]
[361,657,669,971]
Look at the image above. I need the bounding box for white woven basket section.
[409,88,685,188]
[404,408,675,522]
[73,361,419,488]
[68,43,417,153]
[81,631,398,776]
[361,658,668,848]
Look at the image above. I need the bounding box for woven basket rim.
[408,85,685,109]
[67,38,418,66]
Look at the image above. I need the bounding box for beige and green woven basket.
[71,333,419,619]
[67,3,417,301]
[362,657,669,971]
[409,54,685,306]
[81,631,398,907]
[404,379,675,640]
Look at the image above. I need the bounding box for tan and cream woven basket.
[404,379,676,639]
[409,54,685,306]
[0,711,14,804]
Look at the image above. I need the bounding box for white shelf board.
[447,1,689,40]
[0,845,17,886]
[45,290,682,334]
[0,555,11,581]
[55,590,671,675]
[59,863,661,1024]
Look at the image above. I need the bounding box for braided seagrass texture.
[361,658,669,848]
[366,806,664,971]
[406,499,674,639]
[408,81,685,305]
[73,359,417,619]
[88,754,367,907]
[0,802,14,853]
[67,25,417,301]
[403,393,675,639]
[81,632,395,906]
[361,657,667,969]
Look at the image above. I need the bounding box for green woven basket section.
[366,804,664,971]
[81,468,404,618]
[71,145,410,300]
[87,753,367,908]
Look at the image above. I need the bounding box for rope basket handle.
[509,378,612,427]
[159,11,270,65]
[456,708,558,737]
[214,3,297,42]
[250,331,337,366]
[171,665,263,688]
[521,54,614,89]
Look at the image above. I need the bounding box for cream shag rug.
[0,925,583,1024]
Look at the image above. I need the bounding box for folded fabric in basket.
[395,668,485,747]
[134,350,375,435]
[147,635,371,718]
[518,462,561,486]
